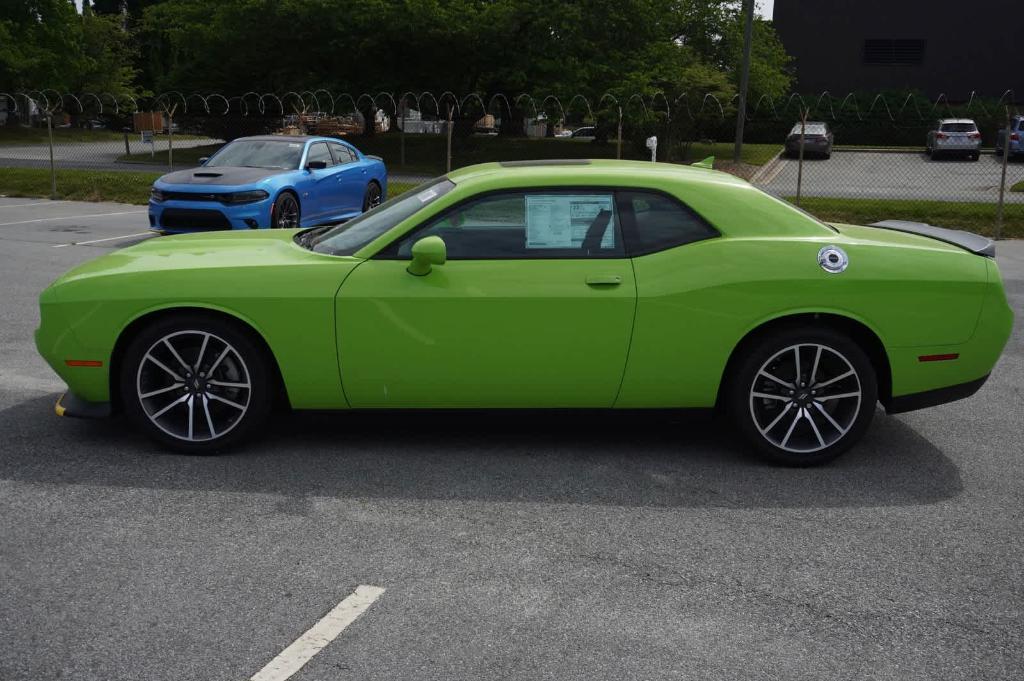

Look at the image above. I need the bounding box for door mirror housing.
[198,156,209,165]
[407,236,446,276]
[306,160,328,171]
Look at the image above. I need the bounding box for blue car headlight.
[221,190,270,204]
[150,187,166,202]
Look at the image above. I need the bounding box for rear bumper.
[884,374,989,414]
[55,391,112,419]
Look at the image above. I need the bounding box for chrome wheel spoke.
[208,380,249,389]
[817,391,860,401]
[207,345,232,375]
[814,369,854,389]
[163,338,191,374]
[140,383,184,399]
[186,395,195,440]
[145,353,183,382]
[793,345,801,384]
[806,408,826,448]
[780,408,803,448]
[809,346,823,385]
[208,392,246,411]
[758,370,793,388]
[195,333,210,370]
[202,395,217,438]
[759,401,794,434]
[152,393,189,419]
[814,402,847,435]
[752,391,789,401]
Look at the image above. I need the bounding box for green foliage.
[0,0,137,94]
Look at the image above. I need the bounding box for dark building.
[773,0,1018,101]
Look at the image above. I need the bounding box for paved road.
[756,150,1024,204]
[1,199,1022,680]
[0,136,220,170]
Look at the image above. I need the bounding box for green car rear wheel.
[730,326,878,466]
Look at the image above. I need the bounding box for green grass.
[0,166,417,207]
[789,196,1024,238]
[1011,179,1024,193]
[115,134,780,174]
[119,142,223,166]
[0,126,129,145]
[0,167,161,204]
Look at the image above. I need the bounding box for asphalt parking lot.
[757,150,1024,203]
[1,197,1023,681]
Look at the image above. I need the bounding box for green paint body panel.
[35,160,1014,413]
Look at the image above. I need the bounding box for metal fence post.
[996,106,1010,240]
[796,108,807,206]
[400,100,406,168]
[46,112,57,199]
[616,106,622,160]
[167,104,176,169]
[446,104,453,173]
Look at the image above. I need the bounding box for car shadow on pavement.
[0,395,962,510]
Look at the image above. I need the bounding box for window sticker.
[525,194,615,249]
[288,143,301,148]
[417,188,439,202]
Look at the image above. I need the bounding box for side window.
[383,190,624,259]
[620,191,718,255]
[330,143,356,164]
[306,142,333,167]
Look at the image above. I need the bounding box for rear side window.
[619,191,718,255]
[330,143,356,164]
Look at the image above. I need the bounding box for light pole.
[733,0,755,164]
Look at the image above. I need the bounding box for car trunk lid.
[865,220,994,257]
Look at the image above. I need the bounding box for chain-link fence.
[1,89,1020,237]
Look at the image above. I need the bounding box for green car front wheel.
[120,314,273,454]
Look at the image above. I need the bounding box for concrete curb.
[749,149,784,185]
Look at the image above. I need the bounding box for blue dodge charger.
[148,135,387,233]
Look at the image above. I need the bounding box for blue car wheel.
[363,182,382,212]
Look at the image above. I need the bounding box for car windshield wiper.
[297,225,331,249]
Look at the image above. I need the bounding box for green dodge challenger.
[36,159,1013,464]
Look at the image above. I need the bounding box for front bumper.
[55,391,112,419]
[148,196,274,233]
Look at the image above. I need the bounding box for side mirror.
[407,236,446,276]
[198,157,209,165]
[306,160,328,171]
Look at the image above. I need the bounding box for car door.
[328,142,367,216]
[302,141,337,221]
[336,188,637,408]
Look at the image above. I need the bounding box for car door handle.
[585,275,622,286]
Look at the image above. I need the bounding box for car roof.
[234,134,351,145]
[446,159,748,188]
[937,118,976,124]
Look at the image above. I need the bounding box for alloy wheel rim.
[748,343,862,454]
[278,197,298,228]
[136,330,251,442]
[367,186,381,209]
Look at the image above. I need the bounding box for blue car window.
[306,143,334,167]
[205,140,304,169]
[329,143,356,164]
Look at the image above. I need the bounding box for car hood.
[157,166,291,186]
[50,230,357,289]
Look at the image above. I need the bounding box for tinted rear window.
[940,123,977,133]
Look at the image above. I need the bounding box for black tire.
[926,147,934,159]
[119,314,273,454]
[970,152,980,161]
[362,181,382,212]
[728,326,878,466]
[271,191,300,228]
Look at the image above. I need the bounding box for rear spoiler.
[868,220,995,258]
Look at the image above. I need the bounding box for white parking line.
[53,232,154,248]
[0,200,64,208]
[0,210,146,227]
[250,585,385,681]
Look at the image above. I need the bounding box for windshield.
[311,177,457,255]
[790,123,827,135]
[939,122,977,133]
[205,139,305,169]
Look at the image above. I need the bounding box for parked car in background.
[148,135,387,233]
[995,115,1024,158]
[570,126,596,140]
[926,119,981,160]
[784,122,833,158]
[39,160,1013,465]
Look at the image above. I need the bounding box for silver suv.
[926,119,981,161]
